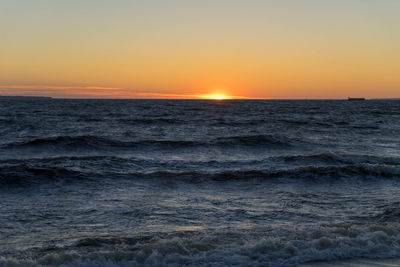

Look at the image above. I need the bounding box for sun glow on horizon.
[202,94,229,100]
[0,84,265,99]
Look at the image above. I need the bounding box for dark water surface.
[0,99,399,266]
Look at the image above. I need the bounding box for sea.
[0,99,399,266]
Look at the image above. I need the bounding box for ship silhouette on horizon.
[348,97,366,101]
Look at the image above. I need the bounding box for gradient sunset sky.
[1,0,399,99]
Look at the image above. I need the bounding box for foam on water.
[1,222,400,266]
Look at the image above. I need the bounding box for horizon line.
[2,85,399,100]
[1,95,399,101]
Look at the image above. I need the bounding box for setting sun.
[207,94,229,100]
[193,93,231,100]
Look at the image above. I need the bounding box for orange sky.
[1,1,399,99]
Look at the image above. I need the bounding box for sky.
[0,0,399,99]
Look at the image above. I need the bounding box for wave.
[375,202,400,222]
[118,118,183,124]
[283,153,400,166]
[216,134,293,147]
[2,222,400,266]
[206,163,400,181]
[0,165,89,186]
[1,162,399,186]
[3,134,296,152]
[4,135,198,150]
[1,152,398,168]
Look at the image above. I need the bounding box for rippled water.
[0,99,399,266]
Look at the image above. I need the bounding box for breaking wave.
[1,222,400,266]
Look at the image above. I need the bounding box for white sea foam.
[1,222,400,266]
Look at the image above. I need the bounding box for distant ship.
[348,97,365,101]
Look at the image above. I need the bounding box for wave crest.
[4,134,297,152]
[1,163,398,186]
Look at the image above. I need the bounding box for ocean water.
[0,99,399,266]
